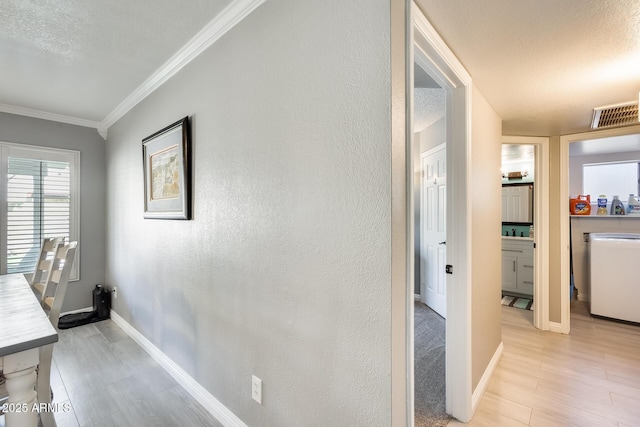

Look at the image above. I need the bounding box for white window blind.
[1,142,79,279]
[7,157,70,273]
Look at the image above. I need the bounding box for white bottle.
[529,225,534,239]
[628,194,640,215]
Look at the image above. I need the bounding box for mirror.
[502,183,533,223]
[502,144,535,227]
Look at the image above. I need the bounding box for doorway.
[413,53,447,423]
[405,3,474,424]
[561,128,640,332]
[501,136,550,330]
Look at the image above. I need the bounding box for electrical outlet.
[113,287,118,299]
[252,375,262,404]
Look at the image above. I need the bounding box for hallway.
[449,302,640,426]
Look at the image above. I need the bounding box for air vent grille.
[591,102,639,129]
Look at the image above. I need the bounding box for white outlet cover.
[252,375,262,404]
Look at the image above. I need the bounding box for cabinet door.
[501,253,518,292]
[517,256,534,295]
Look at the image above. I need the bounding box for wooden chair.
[37,241,78,427]
[0,241,75,425]
[28,237,64,301]
[40,241,78,329]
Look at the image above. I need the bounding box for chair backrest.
[29,237,64,297]
[41,241,78,330]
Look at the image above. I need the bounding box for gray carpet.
[414,301,450,427]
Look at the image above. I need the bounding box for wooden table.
[0,273,58,427]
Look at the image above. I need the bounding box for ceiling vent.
[591,101,639,129]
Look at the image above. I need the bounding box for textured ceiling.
[1,1,640,137]
[414,88,445,132]
[0,0,231,122]
[501,144,535,174]
[415,0,640,136]
[502,144,535,165]
[414,62,445,132]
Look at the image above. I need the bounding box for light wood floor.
[3,304,639,426]
[1,319,222,427]
[450,301,640,426]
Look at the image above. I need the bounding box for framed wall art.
[142,116,191,219]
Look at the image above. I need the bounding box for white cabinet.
[501,253,518,290]
[501,238,534,295]
[502,185,533,223]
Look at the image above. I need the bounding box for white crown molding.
[412,2,471,87]
[1,0,265,142]
[0,103,100,130]
[100,0,267,134]
[97,123,108,140]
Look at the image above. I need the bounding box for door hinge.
[445,264,453,274]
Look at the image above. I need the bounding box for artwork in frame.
[142,116,191,219]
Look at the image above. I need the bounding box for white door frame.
[558,124,640,334]
[501,136,550,330]
[408,3,473,422]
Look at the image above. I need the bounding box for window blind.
[6,157,70,274]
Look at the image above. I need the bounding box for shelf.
[570,215,640,219]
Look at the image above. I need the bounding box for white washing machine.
[590,233,640,323]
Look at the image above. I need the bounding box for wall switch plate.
[252,375,262,404]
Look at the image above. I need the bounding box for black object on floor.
[58,284,111,329]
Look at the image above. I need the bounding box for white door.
[420,144,447,318]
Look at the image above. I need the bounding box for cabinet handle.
[513,260,516,272]
[523,265,534,268]
[502,249,524,253]
[523,281,534,284]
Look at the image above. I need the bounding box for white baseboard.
[110,310,247,427]
[471,342,503,413]
[548,321,563,333]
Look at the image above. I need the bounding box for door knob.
[439,241,446,245]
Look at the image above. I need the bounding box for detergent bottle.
[597,195,607,215]
[627,194,640,215]
[610,195,625,215]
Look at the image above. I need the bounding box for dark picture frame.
[142,116,191,219]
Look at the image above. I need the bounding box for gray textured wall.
[105,0,392,425]
[0,112,106,312]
